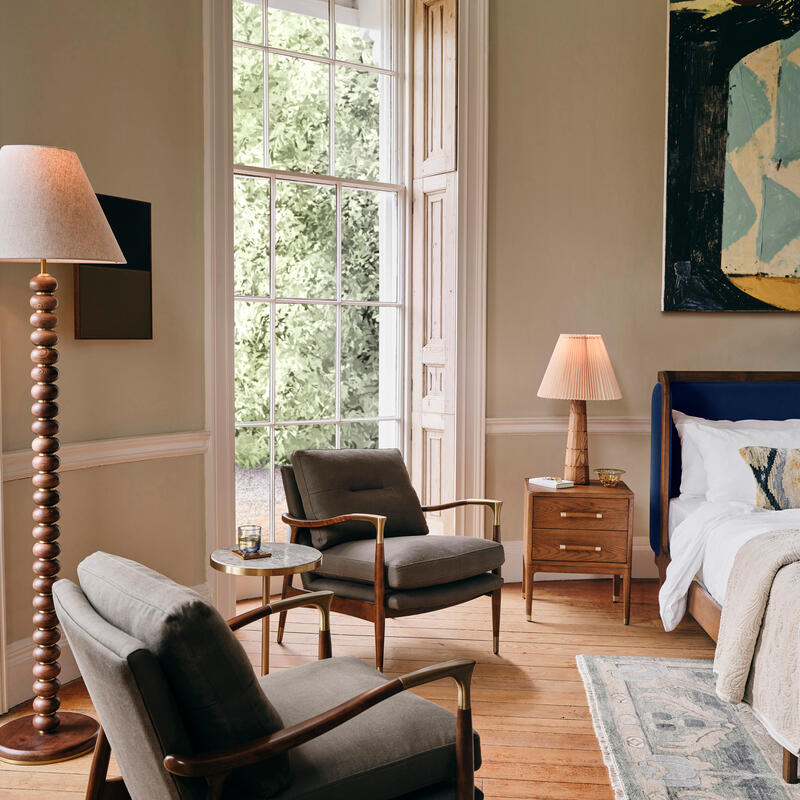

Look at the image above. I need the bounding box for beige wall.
[0,0,207,643]
[486,0,800,562]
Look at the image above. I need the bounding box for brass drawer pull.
[560,511,603,519]
[559,544,602,552]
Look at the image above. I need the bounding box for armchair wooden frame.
[84,591,478,800]
[278,499,503,672]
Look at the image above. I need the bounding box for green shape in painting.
[757,176,800,263]
[728,63,771,152]
[774,61,800,165]
[722,162,757,249]
[780,29,800,60]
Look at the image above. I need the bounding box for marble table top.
[210,542,322,577]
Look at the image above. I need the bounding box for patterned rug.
[577,655,800,799]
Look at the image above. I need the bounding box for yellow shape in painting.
[670,0,738,17]
[727,276,800,310]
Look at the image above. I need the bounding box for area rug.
[577,655,800,799]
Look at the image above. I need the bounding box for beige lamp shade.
[537,334,622,401]
[0,145,125,264]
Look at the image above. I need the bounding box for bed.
[650,370,800,783]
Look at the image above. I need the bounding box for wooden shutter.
[411,0,458,533]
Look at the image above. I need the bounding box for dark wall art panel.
[74,194,152,339]
[664,0,800,311]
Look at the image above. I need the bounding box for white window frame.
[231,0,408,544]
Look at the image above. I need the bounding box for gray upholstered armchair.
[53,552,482,800]
[278,448,504,671]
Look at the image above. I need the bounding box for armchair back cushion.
[76,552,292,797]
[291,448,428,549]
[53,579,201,800]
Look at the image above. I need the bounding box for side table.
[210,542,322,674]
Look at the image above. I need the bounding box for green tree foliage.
[233,3,388,468]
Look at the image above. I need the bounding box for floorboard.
[0,579,715,798]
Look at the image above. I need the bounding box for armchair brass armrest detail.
[422,498,503,529]
[228,590,333,633]
[281,512,387,544]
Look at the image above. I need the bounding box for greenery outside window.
[233,0,403,542]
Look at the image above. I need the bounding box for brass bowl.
[595,468,625,488]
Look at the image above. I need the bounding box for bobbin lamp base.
[0,712,99,765]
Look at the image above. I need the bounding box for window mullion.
[268,174,277,542]
[263,0,270,168]
[335,181,342,449]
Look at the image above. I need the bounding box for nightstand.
[523,479,634,624]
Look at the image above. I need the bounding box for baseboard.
[4,581,210,711]
[501,538,659,584]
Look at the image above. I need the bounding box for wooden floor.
[0,580,715,799]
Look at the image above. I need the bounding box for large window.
[232,0,404,542]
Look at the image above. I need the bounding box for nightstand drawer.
[532,529,628,563]
[532,496,628,531]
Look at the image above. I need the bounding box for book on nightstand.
[528,476,575,490]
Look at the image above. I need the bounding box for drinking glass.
[237,525,262,555]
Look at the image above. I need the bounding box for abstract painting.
[664,0,800,311]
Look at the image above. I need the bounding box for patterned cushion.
[739,446,800,510]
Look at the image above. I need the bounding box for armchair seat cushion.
[258,657,480,800]
[315,535,504,589]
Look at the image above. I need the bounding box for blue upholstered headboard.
[649,372,800,555]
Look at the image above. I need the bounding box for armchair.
[278,448,504,671]
[53,552,482,800]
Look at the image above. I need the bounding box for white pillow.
[671,410,800,497]
[691,423,800,504]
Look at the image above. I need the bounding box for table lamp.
[537,334,622,485]
[0,145,125,764]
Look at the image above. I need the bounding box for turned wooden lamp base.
[0,713,98,765]
[564,399,590,485]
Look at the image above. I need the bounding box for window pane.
[341,420,379,449]
[275,181,336,298]
[235,302,270,423]
[335,0,391,69]
[234,0,263,45]
[269,54,330,173]
[275,303,336,420]
[268,0,329,57]
[234,45,265,166]
[234,176,270,297]
[335,66,389,181]
[274,424,335,465]
[235,428,270,541]
[342,306,398,418]
[342,188,397,301]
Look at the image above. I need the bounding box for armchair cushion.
[260,656,480,800]
[291,449,428,549]
[315,535,505,589]
[78,552,291,797]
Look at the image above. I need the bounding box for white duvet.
[659,500,800,631]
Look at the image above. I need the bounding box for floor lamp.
[0,145,124,764]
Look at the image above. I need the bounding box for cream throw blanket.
[714,529,800,753]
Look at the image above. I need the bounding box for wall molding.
[486,416,650,437]
[1,431,210,483]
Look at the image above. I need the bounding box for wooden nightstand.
[523,479,634,624]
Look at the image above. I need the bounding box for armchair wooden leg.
[491,587,501,655]
[784,748,798,784]
[276,574,292,644]
[85,727,131,800]
[374,606,385,673]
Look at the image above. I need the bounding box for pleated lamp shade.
[0,145,125,264]
[538,334,622,401]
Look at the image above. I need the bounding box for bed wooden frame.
[653,370,800,783]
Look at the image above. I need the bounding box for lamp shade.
[0,145,125,264]
[537,334,622,401]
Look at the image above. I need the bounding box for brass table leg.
[261,577,270,676]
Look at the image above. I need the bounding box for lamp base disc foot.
[0,713,99,765]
